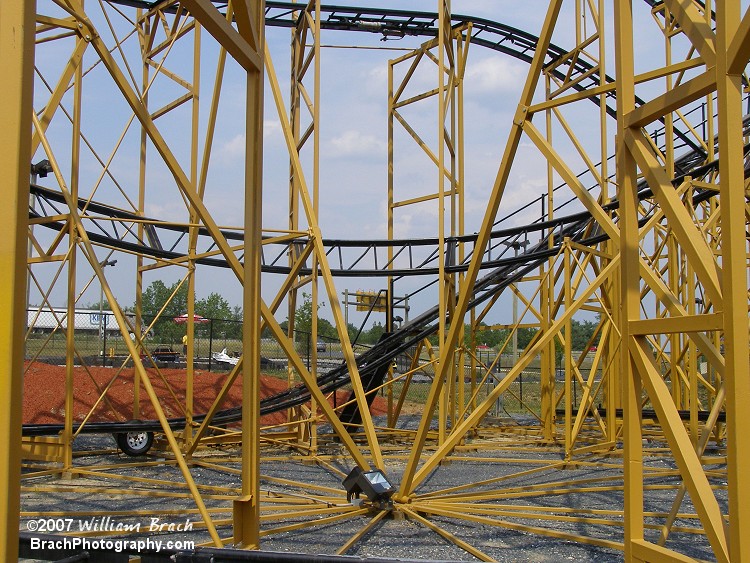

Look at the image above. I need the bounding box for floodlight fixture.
[30,159,53,180]
[342,467,395,503]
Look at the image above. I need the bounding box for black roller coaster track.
[108,0,704,154]
[24,1,731,436]
[24,152,729,436]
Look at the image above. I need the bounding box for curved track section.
[23,1,733,437]
[23,172,725,437]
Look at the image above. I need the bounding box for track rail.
[24,177,724,436]
[24,0,731,437]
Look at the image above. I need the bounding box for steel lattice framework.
[2,0,749,561]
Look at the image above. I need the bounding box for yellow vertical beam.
[397,0,564,500]
[541,74,555,441]
[716,0,750,559]
[437,0,449,445]
[563,241,572,458]
[286,2,301,429]
[134,8,149,421]
[235,0,264,549]
[309,0,321,457]
[456,28,468,426]
[387,50,395,427]
[596,0,618,445]
[63,33,84,472]
[0,1,35,559]
[613,1,644,561]
[185,22,202,444]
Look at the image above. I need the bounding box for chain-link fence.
[25,309,376,373]
[25,309,591,415]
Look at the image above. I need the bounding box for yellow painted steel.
[234,0,265,548]
[8,0,750,560]
[716,1,750,560]
[0,1,35,560]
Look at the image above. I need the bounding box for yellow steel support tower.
[3,0,750,560]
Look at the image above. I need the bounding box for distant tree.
[570,319,599,350]
[359,321,385,344]
[292,293,338,343]
[228,305,244,340]
[85,301,112,311]
[516,327,538,350]
[231,305,243,322]
[193,292,235,340]
[196,292,232,320]
[138,280,188,343]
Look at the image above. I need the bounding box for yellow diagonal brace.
[180,0,262,72]
[33,114,224,546]
[625,69,716,128]
[397,0,565,500]
[31,37,88,155]
[409,256,619,491]
[400,507,493,561]
[265,44,383,470]
[75,6,346,455]
[632,539,708,563]
[625,130,722,307]
[638,265,724,374]
[524,122,619,242]
[630,336,729,563]
[72,14,245,280]
[727,5,750,74]
[664,0,717,67]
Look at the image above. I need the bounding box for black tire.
[114,424,154,456]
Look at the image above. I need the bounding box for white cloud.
[217,121,281,162]
[263,119,282,139]
[221,133,246,160]
[328,130,386,157]
[465,57,526,94]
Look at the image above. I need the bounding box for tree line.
[102,281,600,353]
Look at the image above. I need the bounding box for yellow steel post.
[437,0,449,445]
[63,33,84,472]
[184,21,202,446]
[286,1,302,433]
[614,1,644,560]
[717,0,750,559]
[309,0,321,458]
[133,7,149,422]
[398,0,564,500]
[0,1,35,559]
[563,241,572,459]
[234,0,264,548]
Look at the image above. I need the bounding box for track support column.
[236,0,265,549]
[0,0,35,559]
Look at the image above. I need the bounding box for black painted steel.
[24,1,735,437]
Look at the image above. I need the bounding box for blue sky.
[29,1,704,329]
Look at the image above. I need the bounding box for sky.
[29,0,713,330]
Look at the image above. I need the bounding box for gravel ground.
[19,417,726,562]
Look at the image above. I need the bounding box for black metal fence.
[25,309,369,372]
[25,309,586,413]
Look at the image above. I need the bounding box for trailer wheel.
[114,423,154,456]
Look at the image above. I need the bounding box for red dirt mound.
[22,362,386,428]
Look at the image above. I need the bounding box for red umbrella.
[173,313,210,324]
